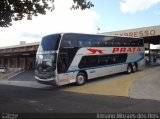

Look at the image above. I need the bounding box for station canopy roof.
[102,25,160,45]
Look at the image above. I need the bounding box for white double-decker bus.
[35,33,145,86]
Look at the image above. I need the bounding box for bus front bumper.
[35,76,57,85]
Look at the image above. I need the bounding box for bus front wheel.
[76,72,86,86]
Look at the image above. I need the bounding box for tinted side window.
[139,39,144,46]
[93,36,104,47]
[79,54,128,68]
[99,55,109,65]
[115,54,127,63]
[101,37,144,47]
[79,56,98,68]
[125,38,131,46]
[103,37,114,46]
[107,55,116,64]
[126,38,144,47]
[77,35,92,47]
[100,54,127,65]
[131,38,144,46]
[92,37,100,47]
[61,34,76,48]
[130,39,137,46]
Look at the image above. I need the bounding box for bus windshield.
[36,54,57,73]
[37,34,61,53]
[35,34,61,79]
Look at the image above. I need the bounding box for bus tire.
[127,64,132,74]
[76,72,86,86]
[132,64,137,73]
[132,63,137,73]
[135,63,138,71]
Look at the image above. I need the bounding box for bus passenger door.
[104,55,115,75]
[109,55,118,74]
[57,53,70,85]
[114,54,127,73]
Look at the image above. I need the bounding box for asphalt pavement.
[129,64,160,101]
[0,63,160,114]
[0,84,160,113]
[8,70,35,81]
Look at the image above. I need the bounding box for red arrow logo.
[87,48,105,54]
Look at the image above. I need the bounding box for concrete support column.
[2,59,4,66]
[23,58,25,69]
[8,58,10,68]
[14,58,18,68]
[148,43,151,64]
[24,57,27,69]
[19,58,25,69]
[17,58,19,68]
[0,59,1,66]
[0,59,4,66]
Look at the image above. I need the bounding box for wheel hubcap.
[128,67,131,72]
[77,75,84,84]
[133,65,136,71]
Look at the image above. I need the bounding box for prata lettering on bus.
[87,48,105,54]
[87,47,141,54]
[112,47,141,53]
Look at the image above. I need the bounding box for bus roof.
[45,32,143,40]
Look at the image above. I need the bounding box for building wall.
[0,56,36,69]
[0,43,38,70]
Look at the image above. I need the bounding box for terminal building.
[0,41,39,70]
[0,25,160,70]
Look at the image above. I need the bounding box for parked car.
[0,67,8,73]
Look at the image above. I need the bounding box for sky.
[0,0,160,47]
